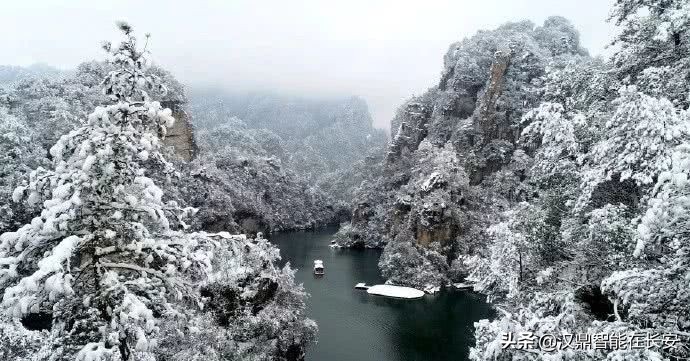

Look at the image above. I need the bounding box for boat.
[354,282,369,290]
[366,285,424,299]
[313,260,324,275]
[329,240,341,248]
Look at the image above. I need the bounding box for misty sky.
[0,0,615,130]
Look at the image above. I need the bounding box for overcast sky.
[0,0,615,129]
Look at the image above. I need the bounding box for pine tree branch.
[100,261,168,281]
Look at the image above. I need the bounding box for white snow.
[453,282,474,290]
[82,155,97,172]
[423,285,440,294]
[12,186,25,203]
[2,235,80,315]
[206,231,238,239]
[49,137,66,159]
[138,150,149,161]
[76,342,113,361]
[421,172,442,192]
[140,137,152,150]
[366,285,425,299]
[52,183,72,200]
[27,191,40,206]
[37,235,80,274]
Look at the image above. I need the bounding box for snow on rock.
[81,155,97,172]
[453,282,474,290]
[423,285,440,294]
[76,342,114,361]
[366,284,425,299]
[11,186,25,203]
[206,231,246,240]
[420,172,443,192]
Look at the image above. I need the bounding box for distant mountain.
[0,63,63,84]
[189,89,388,201]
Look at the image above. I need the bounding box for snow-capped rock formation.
[339,17,590,287]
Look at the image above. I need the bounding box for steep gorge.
[167,91,387,235]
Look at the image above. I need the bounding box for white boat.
[366,285,424,299]
[313,260,324,275]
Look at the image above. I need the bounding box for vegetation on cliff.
[0,24,315,361]
[340,0,690,359]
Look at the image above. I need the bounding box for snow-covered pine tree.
[610,0,690,107]
[0,105,46,234]
[589,86,689,184]
[595,136,690,360]
[0,22,215,360]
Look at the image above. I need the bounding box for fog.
[0,0,614,130]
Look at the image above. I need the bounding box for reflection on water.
[269,227,495,361]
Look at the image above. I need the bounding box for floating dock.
[366,285,425,299]
[354,283,369,290]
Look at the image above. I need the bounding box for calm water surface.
[269,227,494,361]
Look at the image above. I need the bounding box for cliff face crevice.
[473,51,511,142]
[162,100,197,161]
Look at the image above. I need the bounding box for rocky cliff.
[339,17,588,288]
[162,100,197,161]
[188,91,388,204]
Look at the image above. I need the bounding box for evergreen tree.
[0,23,215,360]
[610,0,690,107]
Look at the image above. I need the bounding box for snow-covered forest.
[0,24,321,360]
[337,0,690,359]
[1,0,689,360]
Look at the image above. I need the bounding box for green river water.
[269,227,494,361]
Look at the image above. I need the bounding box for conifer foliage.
[0,22,208,359]
[0,23,315,361]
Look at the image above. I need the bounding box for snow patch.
[421,172,443,192]
[11,186,25,203]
